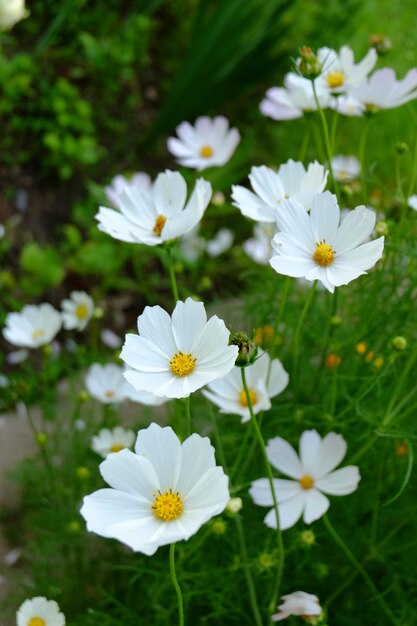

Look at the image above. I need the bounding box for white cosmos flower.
[85,363,126,404]
[91,426,136,458]
[203,350,289,423]
[331,94,365,116]
[61,291,94,331]
[243,222,276,265]
[167,116,240,171]
[3,304,62,348]
[121,298,238,399]
[269,192,384,293]
[316,45,377,93]
[232,159,328,223]
[408,195,417,211]
[331,155,361,182]
[16,597,65,626]
[96,170,212,246]
[344,68,417,113]
[250,430,360,530]
[272,591,322,622]
[260,73,331,121]
[80,423,230,555]
[104,172,152,208]
[179,224,206,262]
[0,0,29,31]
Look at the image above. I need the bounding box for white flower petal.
[264,492,305,530]
[266,437,304,478]
[302,488,330,524]
[316,465,360,495]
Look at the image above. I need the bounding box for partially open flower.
[3,304,62,349]
[91,427,136,458]
[272,591,322,623]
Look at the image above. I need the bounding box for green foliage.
[19,242,66,295]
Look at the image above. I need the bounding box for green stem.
[184,396,191,438]
[167,247,180,302]
[358,118,371,203]
[407,104,417,198]
[234,514,264,626]
[292,281,317,384]
[311,81,339,195]
[241,368,284,613]
[169,543,185,626]
[207,400,263,626]
[323,515,398,625]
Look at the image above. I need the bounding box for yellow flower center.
[239,388,258,407]
[152,489,183,521]
[313,242,335,267]
[110,443,124,453]
[31,328,45,341]
[76,304,88,319]
[105,390,115,398]
[299,475,314,490]
[153,214,167,236]
[199,145,214,158]
[29,619,46,626]
[326,70,346,89]
[169,351,196,377]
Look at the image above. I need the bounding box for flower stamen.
[169,351,196,377]
[110,443,124,453]
[239,388,258,407]
[29,619,46,626]
[153,214,167,236]
[105,390,115,398]
[326,70,346,89]
[31,329,45,341]
[152,488,183,521]
[313,242,335,267]
[299,475,314,490]
[199,145,214,158]
[76,304,88,319]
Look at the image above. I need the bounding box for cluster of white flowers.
[260,44,417,119]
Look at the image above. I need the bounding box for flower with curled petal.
[96,170,212,246]
[232,159,328,223]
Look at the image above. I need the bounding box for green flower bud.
[35,432,48,445]
[392,336,407,351]
[76,466,90,480]
[229,331,258,367]
[395,142,409,154]
[210,518,227,535]
[375,220,389,236]
[298,46,322,80]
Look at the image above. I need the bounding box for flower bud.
[375,220,389,236]
[396,142,409,154]
[300,529,316,546]
[93,306,104,319]
[330,315,342,326]
[229,331,258,367]
[392,336,407,351]
[212,191,225,206]
[226,497,243,515]
[373,356,384,369]
[76,466,90,480]
[325,354,341,369]
[78,389,89,402]
[395,440,408,457]
[355,342,367,354]
[35,432,48,445]
[298,46,322,80]
[369,34,392,55]
[210,518,227,535]
[67,520,82,534]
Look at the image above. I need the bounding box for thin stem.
[358,118,371,203]
[292,281,317,384]
[311,81,339,194]
[323,515,398,625]
[241,368,284,613]
[169,543,185,626]
[206,400,263,626]
[407,104,417,198]
[184,396,191,438]
[166,247,180,302]
[234,514,264,626]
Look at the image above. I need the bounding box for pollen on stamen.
[105,390,115,398]
[110,443,124,453]
[326,70,346,89]
[313,242,335,267]
[153,214,167,236]
[152,488,183,522]
[169,351,196,377]
[239,388,258,407]
[199,145,214,158]
[299,475,314,490]
[31,329,45,341]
